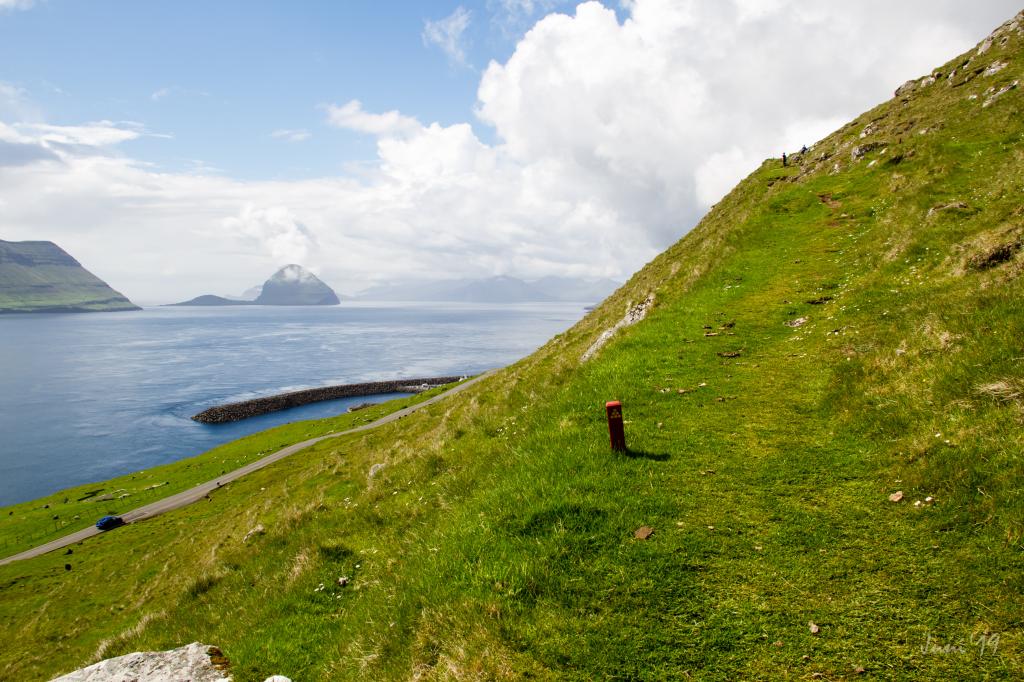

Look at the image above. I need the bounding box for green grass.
[2,23,1024,682]
[0,387,451,557]
[0,241,139,312]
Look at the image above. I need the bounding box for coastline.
[191,376,467,423]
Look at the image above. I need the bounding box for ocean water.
[0,302,587,505]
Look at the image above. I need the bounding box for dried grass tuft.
[976,380,1023,403]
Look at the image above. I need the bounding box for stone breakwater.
[191,376,466,424]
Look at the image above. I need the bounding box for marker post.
[606,400,626,452]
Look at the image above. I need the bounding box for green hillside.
[0,240,140,313]
[2,13,1024,681]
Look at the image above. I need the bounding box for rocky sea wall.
[191,376,466,423]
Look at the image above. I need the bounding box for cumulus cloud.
[220,205,318,265]
[422,6,473,65]
[1,0,1020,303]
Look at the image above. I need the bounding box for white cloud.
[0,0,37,10]
[423,6,472,66]
[271,129,311,142]
[150,87,171,102]
[221,205,317,265]
[694,147,760,207]
[489,0,563,32]
[1,0,1021,302]
[20,121,143,147]
[325,99,421,137]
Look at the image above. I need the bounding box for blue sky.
[1,1,571,179]
[1,1,1020,302]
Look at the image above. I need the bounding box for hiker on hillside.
[782,152,788,167]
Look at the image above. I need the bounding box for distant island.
[169,294,251,307]
[0,239,140,314]
[171,270,618,307]
[170,264,340,307]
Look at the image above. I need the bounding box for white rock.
[241,520,266,540]
[264,677,292,682]
[983,60,1008,77]
[51,642,230,682]
[243,524,266,543]
[581,294,655,362]
[895,79,917,97]
[983,80,1019,108]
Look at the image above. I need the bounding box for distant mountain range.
[354,275,620,303]
[170,265,340,307]
[0,239,140,314]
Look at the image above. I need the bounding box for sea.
[0,302,588,506]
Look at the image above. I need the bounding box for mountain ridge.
[0,239,140,314]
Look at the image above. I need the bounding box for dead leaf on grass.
[634,526,654,540]
[889,491,904,503]
[809,621,820,635]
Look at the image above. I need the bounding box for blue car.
[95,515,124,531]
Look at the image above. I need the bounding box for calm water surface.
[0,302,586,505]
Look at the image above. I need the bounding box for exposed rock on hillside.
[581,293,654,361]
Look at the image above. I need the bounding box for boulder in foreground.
[50,642,230,682]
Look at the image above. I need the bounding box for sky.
[0,0,1020,303]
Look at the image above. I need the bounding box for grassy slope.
[0,241,138,313]
[2,20,1024,681]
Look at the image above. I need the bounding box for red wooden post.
[606,400,626,451]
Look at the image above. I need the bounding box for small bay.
[0,302,586,505]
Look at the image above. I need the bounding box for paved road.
[0,373,491,566]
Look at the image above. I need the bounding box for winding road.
[0,372,491,566]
